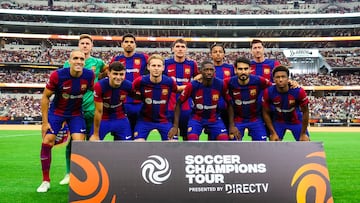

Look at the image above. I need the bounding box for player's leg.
[133,120,152,141]
[157,122,178,141]
[207,119,229,141]
[234,123,246,141]
[37,114,63,192]
[289,123,310,141]
[111,118,132,141]
[123,103,142,139]
[187,119,203,141]
[179,109,191,141]
[273,122,287,141]
[248,121,268,141]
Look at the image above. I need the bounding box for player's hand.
[269,133,280,141]
[167,127,178,140]
[289,80,300,89]
[41,122,53,139]
[299,134,310,141]
[229,126,241,140]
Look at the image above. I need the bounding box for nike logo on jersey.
[145,89,152,93]
[233,92,241,95]
[63,86,71,90]
[195,96,202,99]
[168,69,175,72]
[221,129,227,132]
[80,129,86,132]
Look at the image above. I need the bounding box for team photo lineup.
[36,33,312,193]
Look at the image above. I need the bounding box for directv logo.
[141,155,172,185]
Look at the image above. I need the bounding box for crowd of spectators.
[0,94,41,119]
[292,73,360,86]
[1,0,360,14]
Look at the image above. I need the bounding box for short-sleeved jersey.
[227,75,272,123]
[93,78,133,120]
[215,63,235,80]
[179,78,228,122]
[63,56,105,112]
[214,63,235,110]
[250,59,281,82]
[46,68,95,117]
[164,58,199,111]
[262,86,309,124]
[110,53,149,104]
[133,75,178,123]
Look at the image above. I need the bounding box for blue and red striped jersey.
[133,75,178,123]
[250,59,281,82]
[47,68,95,117]
[262,86,309,124]
[214,63,235,80]
[179,78,228,122]
[164,58,199,111]
[93,78,133,120]
[226,75,272,123]
[110,53,149,103]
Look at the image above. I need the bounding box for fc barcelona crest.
[212,94,219,101]
[185,68,190,74]
[134,59,141,65]
[264,68,270,74]
[250,89,257,96]
[81,84,87,91]
[162,89,168,95]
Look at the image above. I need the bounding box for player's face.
[201,63,215,80]
[147,58,164,78]
[121,37,136,53]
[69,51,85,73]
[273,71,289,88]
[251,42,265,59]
[210,46,225,64]
[235,62,250,81]
[172,42,187,58]
[78,38,93,56]
[109,70,125,88]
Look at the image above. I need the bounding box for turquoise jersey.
[63,56,105,112]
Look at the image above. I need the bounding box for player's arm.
[98,63,109,80]
[261,91,280,141]
[299,104,310,141]
[41,88,54,138]
[227,103,241,140]
[90,101,103,141]
[168,99,183,140]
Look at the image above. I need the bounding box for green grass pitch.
[0,129,359,203]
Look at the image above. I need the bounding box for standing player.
[168,61,230,141]
[37,50,95,193]
[210,43,234,131]
[165,38,199,140]
[133,54,179,141]
[226,57,272,141]
[250,39,281,82]
[262,65,310,141]
[60,34,106,185]
[110,33,148,136]
[89,62,133,141]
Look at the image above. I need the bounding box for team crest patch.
[212,94,219,101]
[134,59,140,65]
[81,84,87,91]
[162,89,168,95]
[120,95,126,101]
[250,89,257,96]
[91,66,96,72]
[185,68,190,74]
[289,99,295,105]
[264,68,270,74]
[224,70,230,76]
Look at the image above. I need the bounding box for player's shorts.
[168,109,191,137]
[134,120,178,141]
[124,103,142,118]
[89,118,132,140]
[235,120,267,141]
[273,122,310,141]
[187,118,228,140]
[47,113,86,135]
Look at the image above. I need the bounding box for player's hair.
[121,33,136,43]
[147,54,164,65]
[234,57,250,67]
[272,65,289,77]
[250,39,264,48]
[171,38,187,48]
[109,61,125,72]
[79,34,93,42]
[199,60,214,71]
[210,43,225,54]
